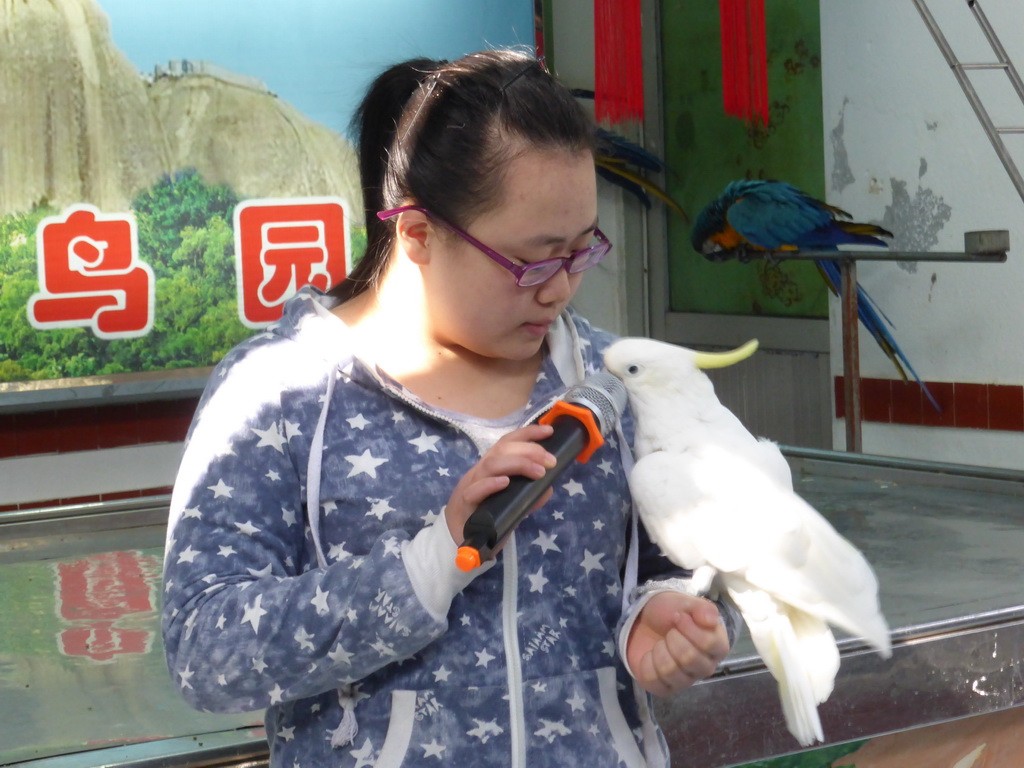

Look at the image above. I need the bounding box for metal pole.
[841,259,862,453]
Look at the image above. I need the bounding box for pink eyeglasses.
[377,205,612,287]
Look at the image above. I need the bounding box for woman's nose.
[534,263,578,305]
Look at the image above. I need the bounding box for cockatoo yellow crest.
[604,336,891,747]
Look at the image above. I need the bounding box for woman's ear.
[395,210,432,266]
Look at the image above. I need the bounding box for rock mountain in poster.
[0,0,361,217]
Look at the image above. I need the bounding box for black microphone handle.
[460,414,589,561]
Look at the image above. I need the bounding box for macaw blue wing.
[692,179,939,413]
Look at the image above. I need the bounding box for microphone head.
[563,371,628,437]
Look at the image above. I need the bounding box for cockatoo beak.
[693,339,759,369]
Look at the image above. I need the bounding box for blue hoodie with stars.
[162,287,729,768]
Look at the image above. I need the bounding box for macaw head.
[690,180,759,256]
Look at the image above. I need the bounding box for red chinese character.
[28,205,154,339]
[234,197,351,326]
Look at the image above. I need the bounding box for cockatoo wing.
[630,444,890,656]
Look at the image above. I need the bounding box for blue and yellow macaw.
[690,179,939,411]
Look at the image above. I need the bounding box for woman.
[162,49,732,767]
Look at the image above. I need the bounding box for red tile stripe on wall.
[0,397,199,512]
[834,377,1024,432]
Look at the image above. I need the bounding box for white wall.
[821,0,1024,469]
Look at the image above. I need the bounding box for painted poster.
[0,0,534,387]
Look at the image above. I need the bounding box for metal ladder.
[912,0,1024,205]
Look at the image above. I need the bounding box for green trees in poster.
[0,170,251,382]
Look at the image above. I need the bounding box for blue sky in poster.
[98,0,535,140]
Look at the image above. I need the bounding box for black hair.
[331,48,596,301]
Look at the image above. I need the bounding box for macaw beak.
[694,339,759,369]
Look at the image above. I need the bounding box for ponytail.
[331,58,440,301]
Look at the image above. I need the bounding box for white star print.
[474,649,495,667]
[564,586,577,597]
[322,500,338,515]
[421,508,440,525]
[177,545,200,564]
[266,469,281,482]
[284,420,302,440]
[241,594,267,634]
[436,467,450,477]
[216,615,226,629]
[252,423,287,452]
[562,478,585,497]
[182,506,202,519]
[597,459,614,476]
[459,614,471,626]
[421,740,446,759]
[527,567,549,593]
[178,664,194,689]
[366,497,395,521]
[252,656,268,674]
[349,738,376,768]
[235,520,260,536]
[328,644,353,665]
[433,665,452,682]
[345,449,388,478]
[281,507,297,527]
[217,673,227,685]
[532,681,547,692]
[531,531,561,554]
[391,411,406,423]
[370,637,397,657]
[217,545,236,558]
[580,549,605,575]
[277,725,295,741]
[602,640,616,657]
[269,683,285,704]
[408,430,441,453]
[328,541,351,562]
[294,627,315,651]
[566,691,586,711]
[208,479,233,498]
[247,563,273,578]
[593,519,605,531]
[311,586,330,615]
[347,414,370,430]
[383,537,401,557]
[535,719,572,742]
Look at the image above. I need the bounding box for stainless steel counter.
[3,449,1023,766]
[655,448,1024,766]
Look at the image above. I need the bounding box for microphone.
[455,371,628,571]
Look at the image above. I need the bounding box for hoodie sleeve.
[161,343,487,714]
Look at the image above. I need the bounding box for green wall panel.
[661,1,828,317]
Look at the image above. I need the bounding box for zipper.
[358,359,554,765]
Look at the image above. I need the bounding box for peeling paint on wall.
[881,177,952,273]
[830,98,855,193]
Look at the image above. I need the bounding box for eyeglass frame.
[377,205,611,287]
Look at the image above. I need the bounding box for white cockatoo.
[604,337,891,747]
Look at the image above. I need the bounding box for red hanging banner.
[594,0,645,125]
[719,0,768,127]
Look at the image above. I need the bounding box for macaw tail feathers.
[835,220,893,248]
[816,259,942,413]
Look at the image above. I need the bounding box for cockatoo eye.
[626,364,642,376]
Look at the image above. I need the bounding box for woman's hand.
[444,423,557,546]
[626,591,730,697]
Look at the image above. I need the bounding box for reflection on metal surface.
[54,551,160,663]
[0,498,262,765]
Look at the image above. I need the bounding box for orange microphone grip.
[538,400,604,462]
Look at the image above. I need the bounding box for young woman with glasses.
[162,48,732,768]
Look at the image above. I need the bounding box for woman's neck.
[332,277,543,419]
